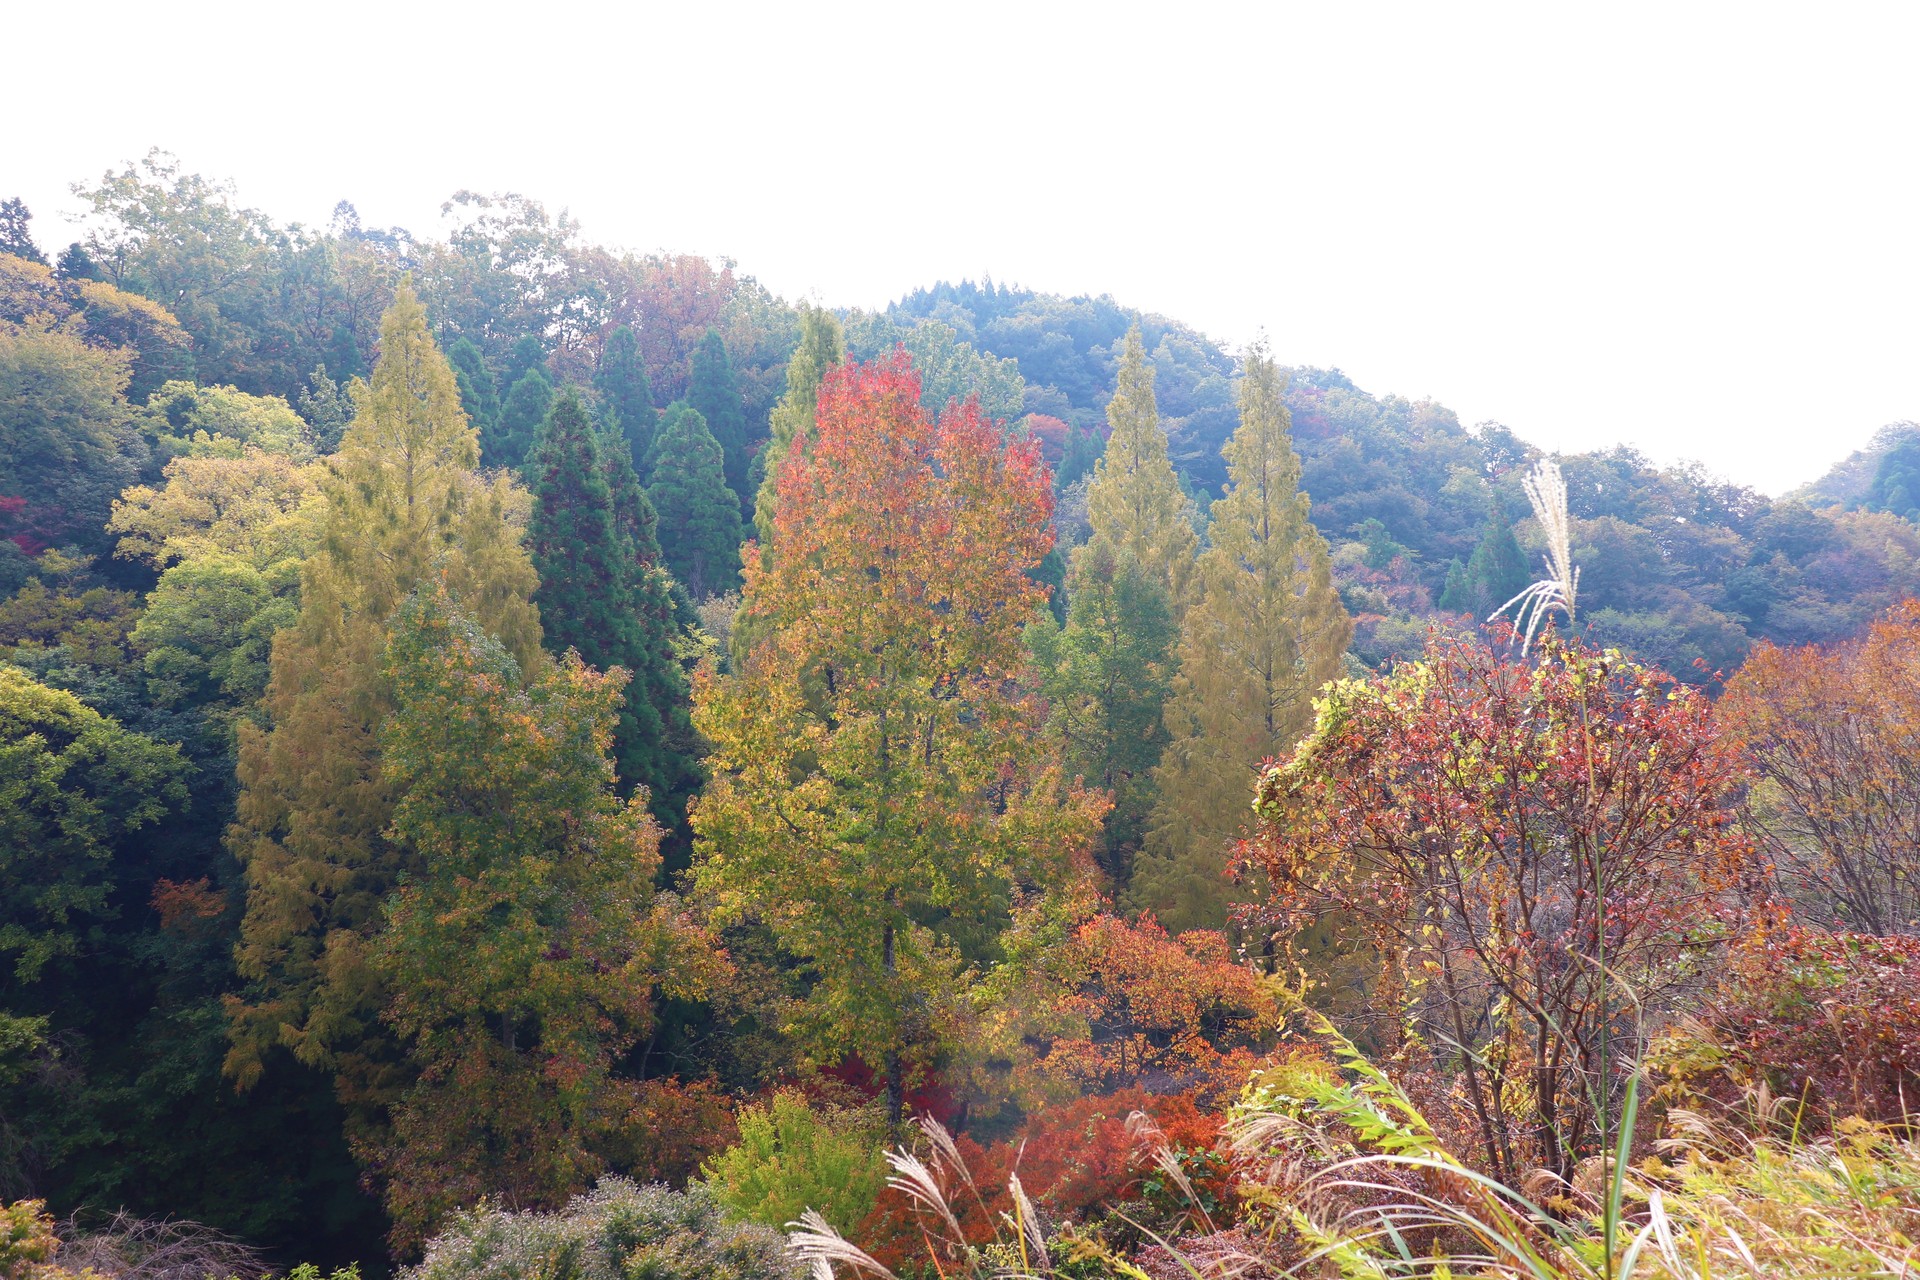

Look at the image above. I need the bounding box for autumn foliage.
[1245,629,1766,1185]
[1720,600,1920,935]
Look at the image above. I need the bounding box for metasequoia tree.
[691,352,1103,1122]
[1244,630,1764,1188]
[224,281,541,1115]
[368,588,713,1246]
[1720,600,1920,934]
[1083,324,1197,612]
[1135,346,1349,930]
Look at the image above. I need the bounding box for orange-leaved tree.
[1243,629,1766,1188]
[1719,600,1920,935]
[691,350,1105,1123]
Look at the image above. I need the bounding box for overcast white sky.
[9,2,1916,493]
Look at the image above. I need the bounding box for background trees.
[691,353,1102,1122]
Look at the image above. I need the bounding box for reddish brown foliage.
[1661,928,1920,1131]
[857,1090,1226,1270]
[1245,630,1767,1185]
[1720,600,1920,935]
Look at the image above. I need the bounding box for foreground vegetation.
[2,163,1916,1277]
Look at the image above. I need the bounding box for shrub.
[1653,928,1920,1132]
[403,1179,797,1280]
[700,1092,888,1235]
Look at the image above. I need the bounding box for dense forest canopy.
[4,156,1919,1280]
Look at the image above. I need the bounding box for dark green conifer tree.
[489,366,552,469]
[447,337,500,439]
[527,388,690,812]
[1464,514,1531,616]
[502,334,547,388]
[1438,557,1473,613]
[1055,423,1103,492]
[594,325,657,475]
[686,328,749,505]
[647,403,742,600]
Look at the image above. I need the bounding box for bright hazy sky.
[11,3,1916,494]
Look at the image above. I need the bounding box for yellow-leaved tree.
[224,280,541,1121]
[1134,343,1350,931]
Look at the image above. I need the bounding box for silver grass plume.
[785,1208,898,1280]
[1490,457,1579,653]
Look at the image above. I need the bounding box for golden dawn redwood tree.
[1135,344,1349,930]
[1083,323,1198,614]
[224,280,541,1115]
[692,351,1104,1122]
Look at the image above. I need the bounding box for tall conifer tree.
[225,281,542,1118]
[594,324,657,474]
[1027,539,1177,885]
[489,365,551,469]
[647,404,743,600]
[751,303,844,542]
[1133,343,1350,931]
[1084,325,1198,613]
[527,388,689,810]
[687,327,749,506]
[447,337,499,440]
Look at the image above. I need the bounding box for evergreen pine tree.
[751,303,844,541]
[447,337,500,440]
[502,334,546,388]
[594,324,657,475]
[225,280,542,1120]
[1055,422,1103,493]
[647,403,743,600]
[489,365,552,469]
[686,328,749,506]
[1464,513,1531,616]
[1028,539,1177,885]
[1084,325,1199,614]
[527,388,690,812]
[1134,343,1351,931]
[1438,556,1474,613]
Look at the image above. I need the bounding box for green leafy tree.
[700,1092,888,1234]
[367,587,713,1246]
[527,388,690,806]
[1084,324,1198,614]
[686,328,749,505]
[446,337,499,441]
[594,324,657,474]
[225,281,542,1123]
[489,365,551,469]
[1027,540,1177,886]
[0,320,145,554]
[0,665,191,988]
[1135,344,1351,931]
[647,404,743,600]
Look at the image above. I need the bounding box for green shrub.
[402,1180,796,1280]
[701,1092,889,1235]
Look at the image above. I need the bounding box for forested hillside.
[4,158,1919,1279]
